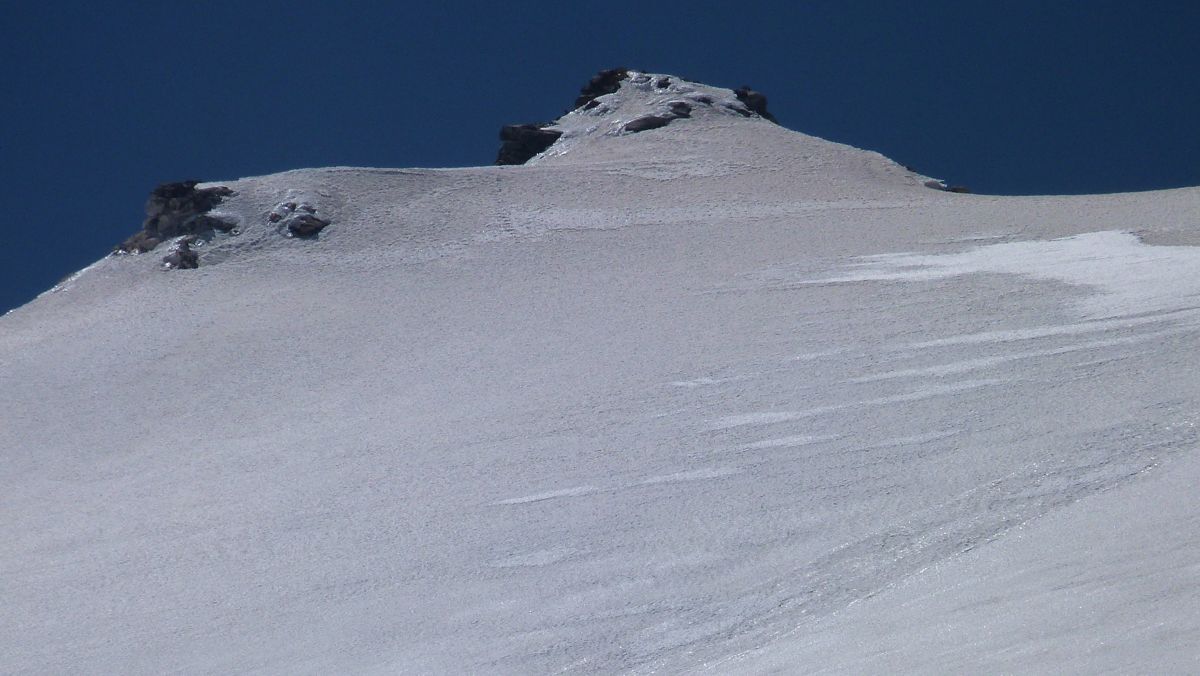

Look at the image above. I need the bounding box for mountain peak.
[84,70,930,286]
[496,69,779,165]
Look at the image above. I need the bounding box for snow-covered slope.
[3,72,1199,673]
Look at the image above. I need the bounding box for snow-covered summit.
[499,69,925,186]
[539,71,775,159]
[495,69,780,166]
[553,70,773,136]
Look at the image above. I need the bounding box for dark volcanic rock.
[623,115,673,133]
[624,101,694,134]
[120,232,162,254]
[161,238,200,270]
[144,181,232,225]
[734,86,777,123]
[118,181,235,253]
[495,124,563,165]
[924,180,973,194]
[574,67,629,110]
[496,70,785,160]
[286,213,331,238]
[667,101,693,118]
[495,68,636,164]
[266,198,331,238]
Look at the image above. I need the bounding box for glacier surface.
[2,72,1199,673]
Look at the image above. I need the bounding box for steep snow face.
[3,73,1200,674]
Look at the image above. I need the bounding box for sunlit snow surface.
[815,230,1200,318]
[3,73,1200,673]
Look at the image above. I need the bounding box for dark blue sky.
[3,1,1199,314]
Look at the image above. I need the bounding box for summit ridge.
[496,69,779,165]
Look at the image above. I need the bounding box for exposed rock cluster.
[623,100,693,134]
[496,124,563,166]
[117,181,236,254]
[286,213,331,237]
[495,69,782,164]
[115,181,337,272]
[268,199,331,238]
[923,178,973,194]
[574,67,630,110]
[497,68,640,164]
[733,86,777,123]
[160,237,200,270]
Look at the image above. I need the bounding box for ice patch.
[906,308,1200,349]
[713,381,1002,431]
[867,379,1003,404]
[488,547,580,568]
[670,377,722,388]
[639,467,742,485]
[742,434,842,450]
[494,485,599,505]
[857,327,1200,382]
[789,348,854,362]
[848,355,1016,383]
[711,412,808,430]
[820,231,1200,319]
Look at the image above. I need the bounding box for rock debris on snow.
[734,85,777,123]
[285,213,331,238]
[495,123,564,165]
[269,198,332,238]
[159,236,200,270]
[117,181,236,254]
[495,68,780,164]
[573,67,630,110]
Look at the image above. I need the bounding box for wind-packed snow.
[811,230,1200,318]
[2,72,1199,673]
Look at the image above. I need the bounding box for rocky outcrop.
[667,101,693,117]
[269,199,332,237]
[623,116,673,133]
[495,68,637,165]
[160,237,200,270]
[923,179,972,194]
[495,69,782,162]
[574,68,629,110]
[734,86,777,123]
[496,124,563,165]
[286,213,331,237]
[117,181,337,273]
[117,181,236,253]
[623,100,693,134]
